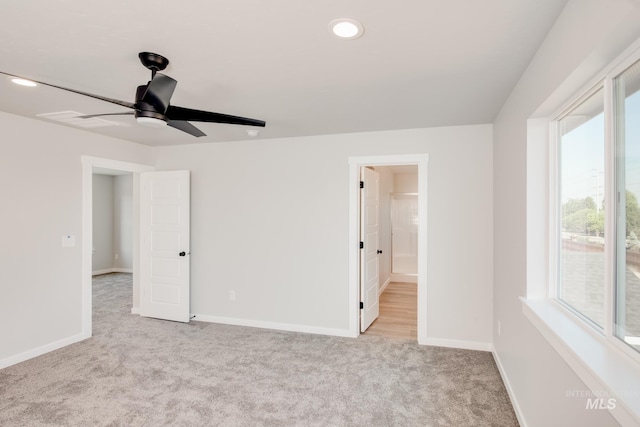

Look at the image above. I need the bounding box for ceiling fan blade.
[0,70,135,109]
[168,120,206,137]
[166,105,266,127]
[77,112,135,119]
[141,73,177,114]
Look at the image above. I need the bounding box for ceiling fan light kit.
[0,52,266,137]
[136,116,168,128]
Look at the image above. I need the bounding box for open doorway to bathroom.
[348,154,428,344]
[363,165,418,340]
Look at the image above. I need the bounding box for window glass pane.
[615,59,640,353]
[558,88,605,328]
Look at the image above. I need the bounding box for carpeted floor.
[0,273,518,426]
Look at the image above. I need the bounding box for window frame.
[549,54,640,365]
[610,54,640,358]
[550,81,608,334]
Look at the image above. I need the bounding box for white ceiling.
[0,0,567,147]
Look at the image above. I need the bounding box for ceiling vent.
[36,111,120,128]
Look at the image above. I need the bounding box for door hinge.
[360,181,364,189]
[360,241,364,249]
[360,301,364,309]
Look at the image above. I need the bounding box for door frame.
[81,156,154,339]
[348,154,429,344]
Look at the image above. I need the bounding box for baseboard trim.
[0,333,85,370]
[493,348,528,427]
[192,314,354,338]
[378,277,391,296]
[390,273,418,283]
[92,268,133,276]
[424,337,492,352]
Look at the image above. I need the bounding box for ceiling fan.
[1,52,266,137]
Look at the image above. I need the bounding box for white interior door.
[140,170,190,323]
[360,167,380,332]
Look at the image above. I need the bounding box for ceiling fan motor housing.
[134,84,166,121]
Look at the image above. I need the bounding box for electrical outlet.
[62,235,75,248]
[114,253,119,260]
[497,320,502,337]
[229,290,236,301]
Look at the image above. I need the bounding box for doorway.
[92,170,134,276]
[348,154,429,344]
[364,165,418,339]
[81,156,154,339]
[92,169,134,325]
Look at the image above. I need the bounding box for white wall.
[153,124,494,345]
[92,174,114,272]
[0,111,152,365]
[394,173,418,193]
[113,174,133,270]
[493,0,640,425]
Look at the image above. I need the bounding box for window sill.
[521,297,640,426]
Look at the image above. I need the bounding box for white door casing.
[140,170,191,323]
[348,154,428,344]
[82,156,154,339]
[360,167,380,332]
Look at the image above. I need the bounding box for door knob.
[179,251,186,257]
[377,249,383,254]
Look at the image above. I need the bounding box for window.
[553,58,640,356]
[558,88,606,329]
[614,59,640,353]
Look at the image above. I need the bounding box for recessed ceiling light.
[246,129,260,137]
[329,18,364,40]
[10,77,37,87]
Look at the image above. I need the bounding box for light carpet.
[0,273,518,426]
